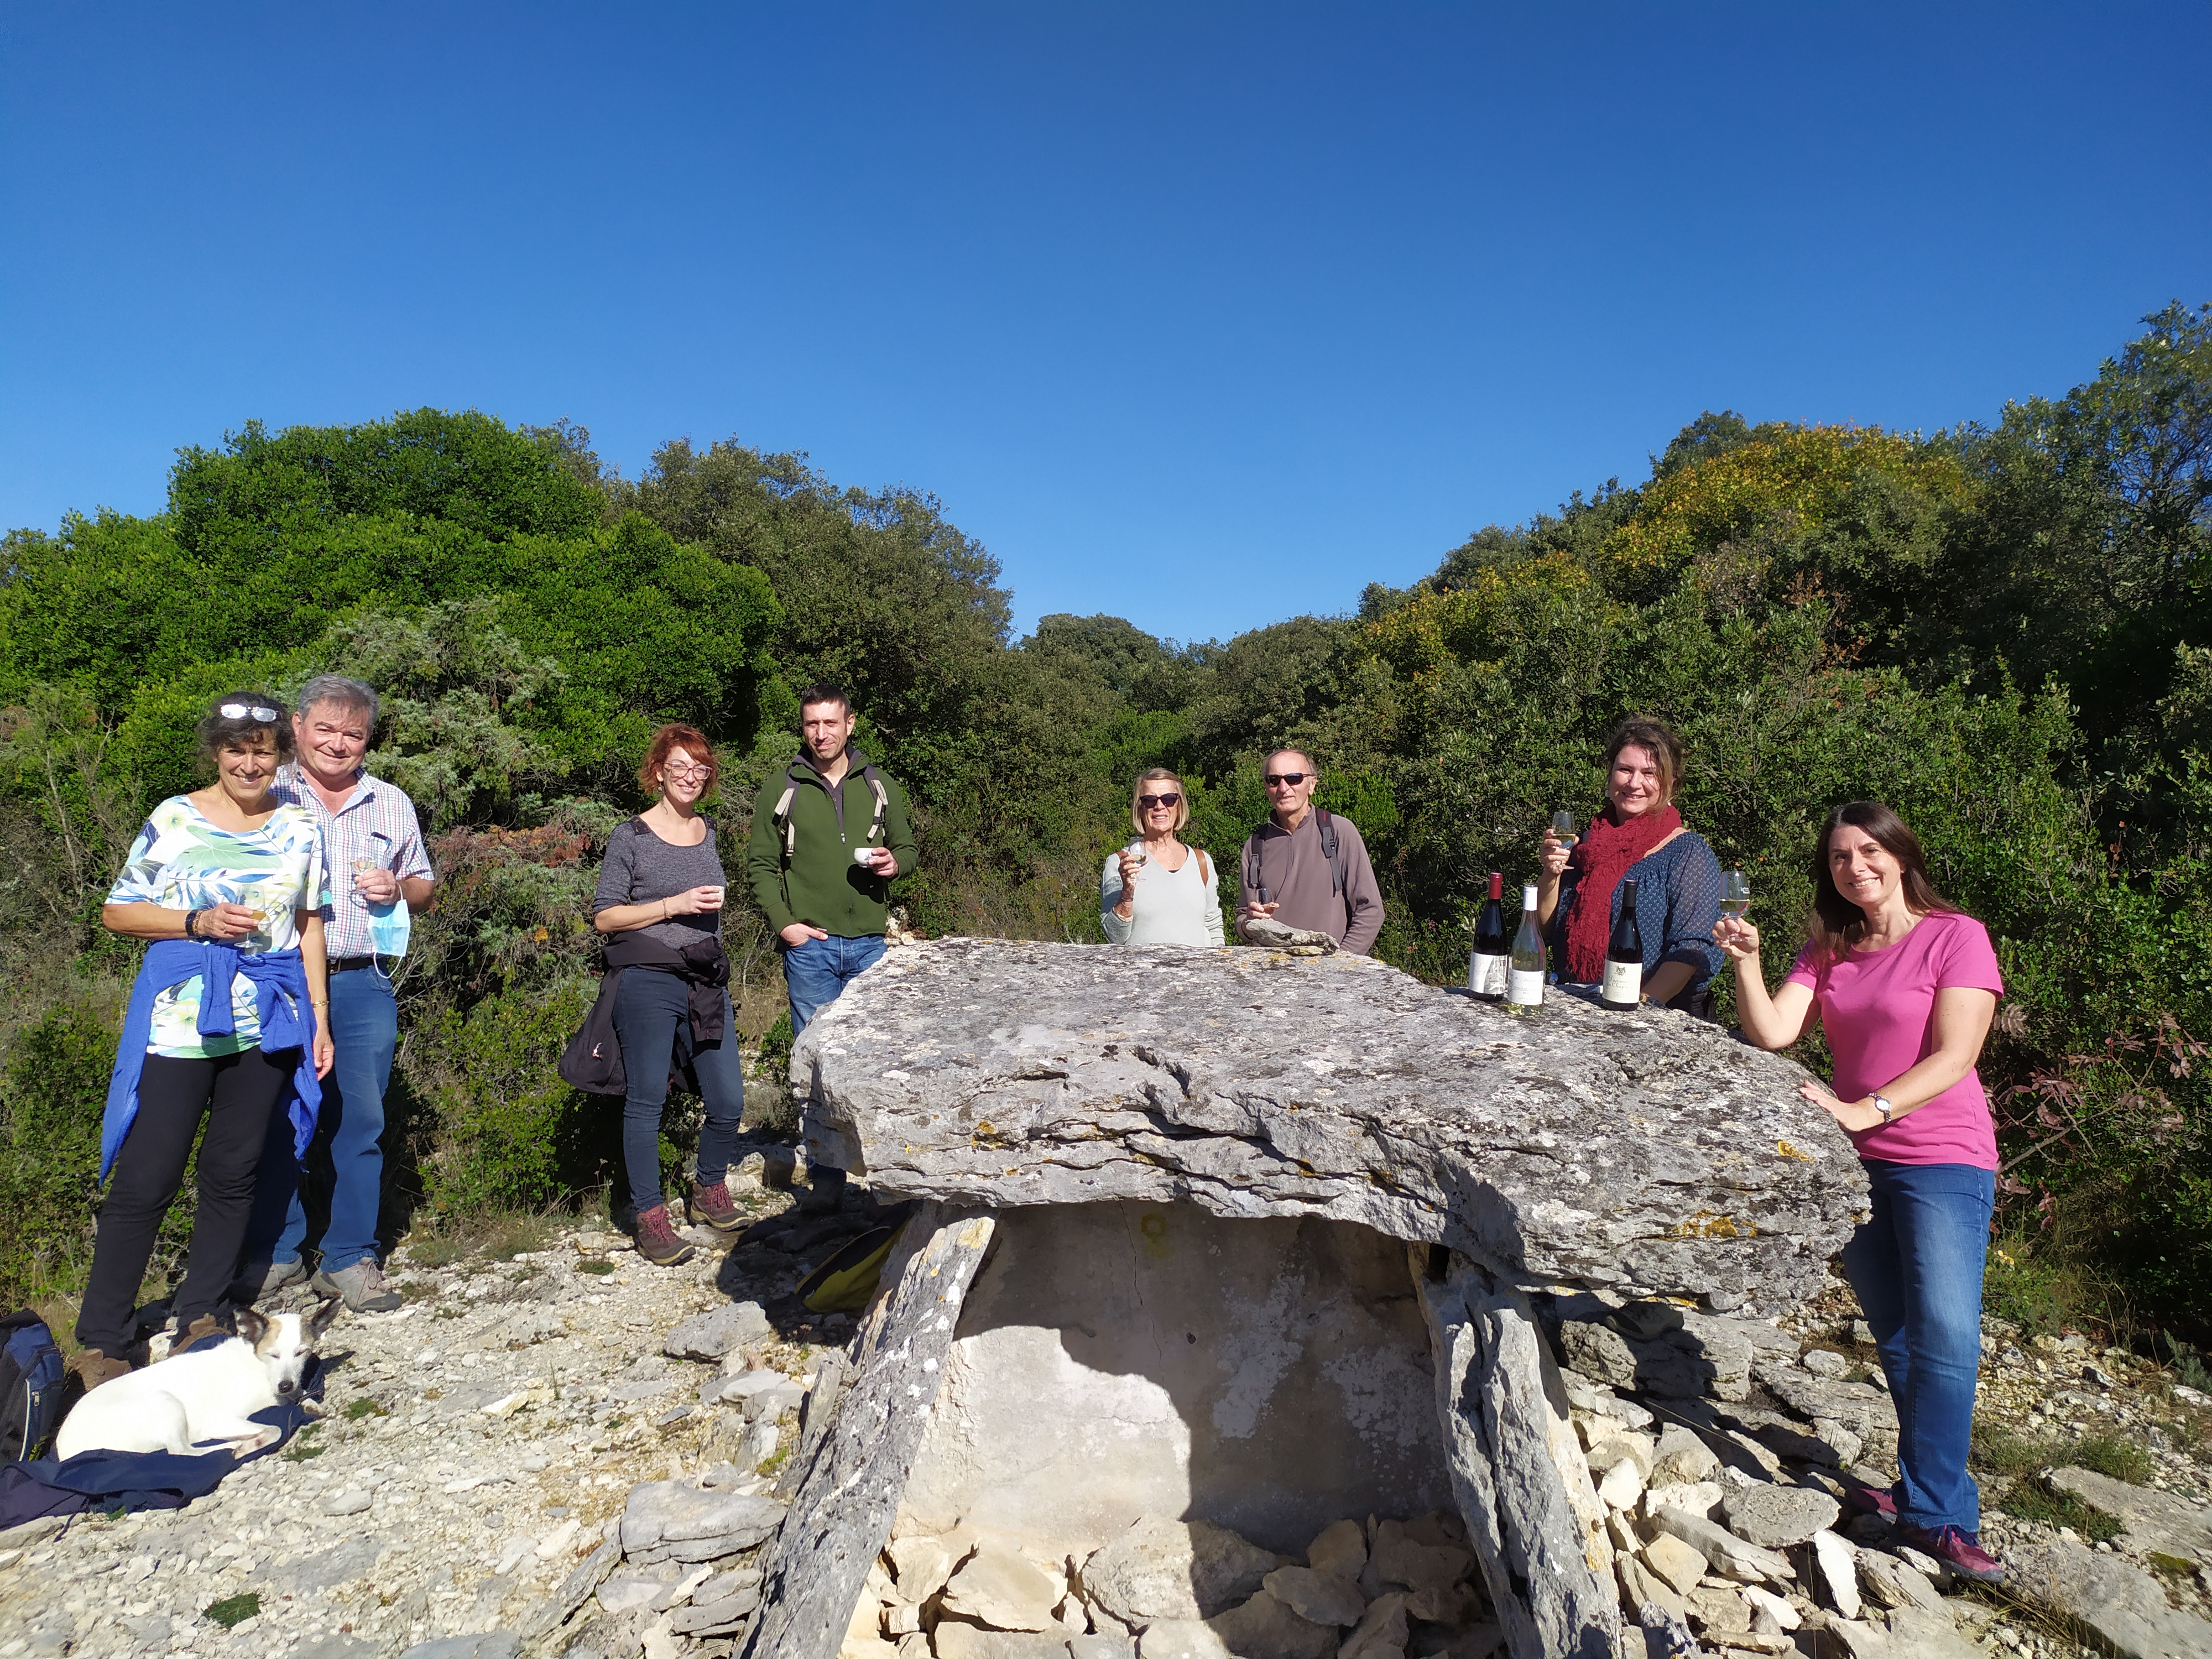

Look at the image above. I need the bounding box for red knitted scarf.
[1563,803,1680,983]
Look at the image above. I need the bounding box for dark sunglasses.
[1138,793,1181,809]
[1262,772,1308,787]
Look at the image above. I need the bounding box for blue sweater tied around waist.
[100,940,323,1182]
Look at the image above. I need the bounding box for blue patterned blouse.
[1546,830,1725,995]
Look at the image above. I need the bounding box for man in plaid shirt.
[239,674,435,1312]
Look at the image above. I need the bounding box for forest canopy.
[4,301,2209,1341]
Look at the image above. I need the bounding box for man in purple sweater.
[1237,748,1385,954]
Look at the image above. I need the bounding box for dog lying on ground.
[55,1300,338,1459]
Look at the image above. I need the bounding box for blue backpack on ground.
[0,1312,65,1463]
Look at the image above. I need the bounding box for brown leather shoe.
[72,1351,134,1391]
[687,1178,742,1237]
[634,1203,696,1267]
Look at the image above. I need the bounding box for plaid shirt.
[273,763,434,959]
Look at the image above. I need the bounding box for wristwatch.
[1874,1093,1896,1125]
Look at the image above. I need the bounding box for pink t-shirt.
[1784,910,2005,1169]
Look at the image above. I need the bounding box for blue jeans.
[246,965,398,1273]
[782,932,886,1037]
[612,969,745,1215]
[1843,1159,1996,1533]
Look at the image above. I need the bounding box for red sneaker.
[1844,1480,1898,1520]
[1897,1523,2005,1584]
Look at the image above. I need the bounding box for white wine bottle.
[1507,883,1545,1011]
[1470,872,1507,1001]
[1601,878,1644,1010]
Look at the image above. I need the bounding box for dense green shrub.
[403,980,614,1216]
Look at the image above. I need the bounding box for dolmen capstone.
[740,938,1869,1659]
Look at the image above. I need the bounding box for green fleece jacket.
[745,748,919,938]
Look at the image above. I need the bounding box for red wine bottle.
[1470,872,1507,1000]
[1601,878,1644,1010]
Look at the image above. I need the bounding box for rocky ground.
[0,1151,882,1659]
[2,1181,2209,1659]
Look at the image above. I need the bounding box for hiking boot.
[173,1311,231,1350]
[312,1257,404,1313]
[72,1351,133,1391]
[229,1256,310,1303]
[687,1178,743,1237]
[1897,1522,2005,1584]
[634,1203,696,1267]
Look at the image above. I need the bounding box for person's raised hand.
[1537,831,1572,880]
[1714,916,1762,961]
[863,848,898,878]
[667,885,726,916]
[1117,850,1144,891]
[780,921,830,946]
[201,901,262,941]
[1239,900,1280,922]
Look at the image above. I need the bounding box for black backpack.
[0,1311,65,1462]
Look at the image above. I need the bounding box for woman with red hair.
[591,724,745,1267]
[1719,802,2006,1584]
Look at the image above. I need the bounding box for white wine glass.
[1550,810,1578,847]
[1720,869,1751,920]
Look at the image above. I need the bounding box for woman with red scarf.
[1536,717,1724,1012]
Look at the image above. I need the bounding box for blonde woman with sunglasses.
[1101,769,1224,947]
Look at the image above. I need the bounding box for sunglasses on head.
[1263,771,1308,787]
[220,703,281,723]
[1138,792,1181,809]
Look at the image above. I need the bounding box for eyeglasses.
[662,764,712,781]
[220,703,280,723]
[1138,793,1181,810]
[1262,772,1308,787]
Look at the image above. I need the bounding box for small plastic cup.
[853,847,876,866]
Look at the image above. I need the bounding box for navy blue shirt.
[1547,831,1725,994]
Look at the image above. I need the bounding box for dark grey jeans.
[611,968,744,1215]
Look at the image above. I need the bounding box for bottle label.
[1506,969,1545,1007]
[1602,959,1642,1007]
[1471,952,1507,995]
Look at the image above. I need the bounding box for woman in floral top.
[75,694,335,1390]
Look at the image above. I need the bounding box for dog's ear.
[306,1296,342,1340]
[233,1307,270,1350]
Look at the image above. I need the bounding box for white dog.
[56,1301,338,1459]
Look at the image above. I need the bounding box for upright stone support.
[741,1203,996,1659]
[1415,1246,1626,1659]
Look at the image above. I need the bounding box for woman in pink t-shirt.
[1718,802,2005,1584]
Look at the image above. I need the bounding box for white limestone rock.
[1078,1516,1280,1627]
[2006,1536,2212,1659]
[1719,1484,1840,1549]
[940,1543,1065,1633]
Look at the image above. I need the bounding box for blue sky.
[3,4,2206,645]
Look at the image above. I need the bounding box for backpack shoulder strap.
[863,764,890,842]
[1192,848,1211,887]
[771,763,804,865]
[1315,807,1347,898]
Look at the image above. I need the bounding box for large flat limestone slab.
[795,939,1864,1306]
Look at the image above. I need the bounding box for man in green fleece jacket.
[746,683,919,1040]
